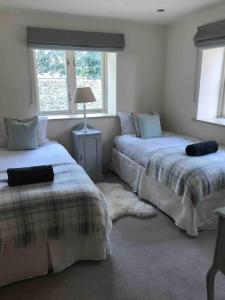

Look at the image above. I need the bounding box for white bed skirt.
[111,148,224,236]
[0,233,107,287]
[111,148,141,193]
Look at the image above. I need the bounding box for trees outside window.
[34,49,105,113]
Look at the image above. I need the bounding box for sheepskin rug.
[97,182,157,221]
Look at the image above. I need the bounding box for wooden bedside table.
[71,129,103,182]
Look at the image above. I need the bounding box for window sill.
[193,117,225,127]
[45,113,117,121]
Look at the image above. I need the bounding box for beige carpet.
[97,182,156,220]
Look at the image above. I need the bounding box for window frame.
[194,46,225,120]
[30,48,108,115]
[75,51,108,114]
[218,52,225,118]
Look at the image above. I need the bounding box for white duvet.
[0,141,75,171]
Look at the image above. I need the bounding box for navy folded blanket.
[185,141,218,157]
[7,165,54,187]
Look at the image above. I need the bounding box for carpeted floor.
[0,175,225,300]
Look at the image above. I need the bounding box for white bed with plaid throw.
[113,133,225,235]
[146,146,225,207]
[0,142,111,256]
[114,133,225,207]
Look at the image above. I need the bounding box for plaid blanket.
[0,163,111,255]
[146,147,225,206]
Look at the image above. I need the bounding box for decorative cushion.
[117,112,136,135]
[136,114,162,139]
[132,111,159,137]
[5,116,38,134]
[5,120,39,150]
[4,116,48,147]
[131,112,142,137]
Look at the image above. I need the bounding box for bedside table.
[206,207,225,300]
[71,129,103,181]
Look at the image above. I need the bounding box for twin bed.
[111,132,225,236]
[1,127,225,286]
[0,141,111,287]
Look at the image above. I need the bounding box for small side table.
[206,207,225,300]
[71,129,103,182]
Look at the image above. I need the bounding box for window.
[35,50,69,113]
[31,49,116,115]
[196,46,225,122]
[220,51,225,118]
[75,51,105,112]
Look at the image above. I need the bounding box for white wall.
[0,10,165,166]
[163,2,225,145]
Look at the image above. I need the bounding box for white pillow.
[117,112,136,135]
[38,116,49,145]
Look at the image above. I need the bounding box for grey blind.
[194,19,225,47]
[27,27,125,51]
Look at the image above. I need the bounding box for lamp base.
[83,102,88,132]
[80,127,91,132]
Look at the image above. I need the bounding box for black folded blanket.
[185,141,218,157]
[7,165,54,187]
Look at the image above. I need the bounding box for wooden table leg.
[206,265,218,300]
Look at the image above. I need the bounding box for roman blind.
[194,19,225,47]
[27,27,125,51]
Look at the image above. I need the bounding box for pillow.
[0,119,8,147]
[4,116,49,146]
[6,120,39,150]
[117,112,136,135]
[131,112,142,137]
[132,111,159,137]
[38,116,48,145]
[136,114,162,139]
[5,115,38,134]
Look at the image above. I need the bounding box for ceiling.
[0,0,223,24]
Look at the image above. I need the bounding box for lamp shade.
[74,87,96,103]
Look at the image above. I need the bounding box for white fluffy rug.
[97,182,157,221]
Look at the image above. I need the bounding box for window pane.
[197,47,225,120]
[35,49,69,112]
[75,51,104,110]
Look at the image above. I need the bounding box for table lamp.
[74,87,96,131]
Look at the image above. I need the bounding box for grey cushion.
[117,112,136,135]
[131,112,142,137]
[0,119,8,147]
[5,119,39,150]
